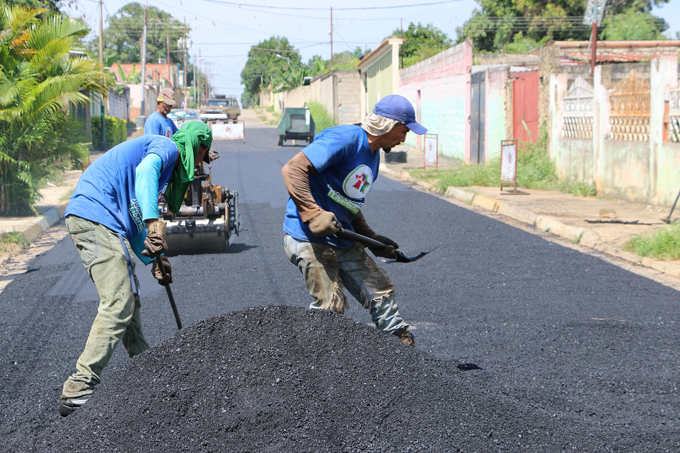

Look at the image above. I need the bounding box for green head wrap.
[165,121,213,213]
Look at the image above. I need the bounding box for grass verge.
[60,189,74,202]
[307,102,336,133]
[0,232,30,255]
[623,225,680,260]
[268,111,282,126]
[407,128,597,197]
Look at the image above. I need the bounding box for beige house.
[357,37,404,117]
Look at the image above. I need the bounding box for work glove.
[142,220,167,258]
[307,210,340,237]
[369,234,399,259]
[151,256,172,286]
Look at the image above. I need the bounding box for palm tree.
[274,65,309,93]
[0,2,113,214]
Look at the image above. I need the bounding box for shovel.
[662,188,680,224]
[334,223,437,263]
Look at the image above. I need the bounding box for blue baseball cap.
[373,95,427,135]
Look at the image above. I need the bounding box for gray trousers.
[62,216,149,398]
[284,234,409,333]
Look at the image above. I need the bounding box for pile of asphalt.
[37,306,591,452]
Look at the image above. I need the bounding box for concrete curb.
[380,165,680,279]
[3,200,69,243]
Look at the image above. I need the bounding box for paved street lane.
[1,124,679,450]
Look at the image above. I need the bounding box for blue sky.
[65,0,680,100]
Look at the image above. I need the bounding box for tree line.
[0,0,112,215]
[240,0,670,107]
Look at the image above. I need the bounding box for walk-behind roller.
[159,150,240,255]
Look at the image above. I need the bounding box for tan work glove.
[151,256,172,286]
[307,210,340,237]
[369,234,399,258]
[142,220,167,258]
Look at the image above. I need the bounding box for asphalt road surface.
[1,124,679,451]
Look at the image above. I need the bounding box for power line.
[199,0,404,20]
[203,0,464,11]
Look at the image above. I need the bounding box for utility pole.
[590,21,597,78]
[98,0,107,151]
[139,0,148,123]
[330,7,333,70]
[400,18,404,69]
[166,32,171,89]
[183,18,188,105]
[198,49,202,108]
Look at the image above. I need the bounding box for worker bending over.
[59,122,212,416]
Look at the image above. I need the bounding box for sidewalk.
[0,146,110,271]
[380,145,680,280]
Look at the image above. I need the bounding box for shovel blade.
[388,246,439,263]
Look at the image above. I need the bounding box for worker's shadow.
[226,243,257,254]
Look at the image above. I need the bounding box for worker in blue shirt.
[144,87,178,138]
[59,122,212,416]
[282,95,427,348]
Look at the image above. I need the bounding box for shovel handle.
[333,222,395,251]
[157,258,182,330]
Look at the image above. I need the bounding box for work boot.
[59,395,90,417]
[394,327,415,347]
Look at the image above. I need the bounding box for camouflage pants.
[61,216,149,399]
[284,234,409,333]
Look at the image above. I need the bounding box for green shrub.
[569,183,597,197]
[92,116,127,149]
[307,102,336,133]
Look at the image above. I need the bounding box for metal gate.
[470,72,485,164]
[513,71,539,143]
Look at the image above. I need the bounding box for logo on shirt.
[342,165,373,199]
[327,185,362,214]
[128,198,145,235]
[165,126,172,138]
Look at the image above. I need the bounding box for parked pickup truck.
[200,95,240,121]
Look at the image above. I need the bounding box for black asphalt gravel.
[36,305,594,452]
[1,126,679,452]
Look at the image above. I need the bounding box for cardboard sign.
[423,133,438,169]
[501,141,517,182]
[211,121,245,141]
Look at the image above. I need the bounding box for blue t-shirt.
[284,124,379,249]
[144,111,178,138]
[66,135,178,241]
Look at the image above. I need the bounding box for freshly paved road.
[1,125,679,450]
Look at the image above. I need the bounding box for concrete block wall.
[335,70,362,125]
[107,88,130,120]
[549,57,680,207]
[262,70,363,125]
